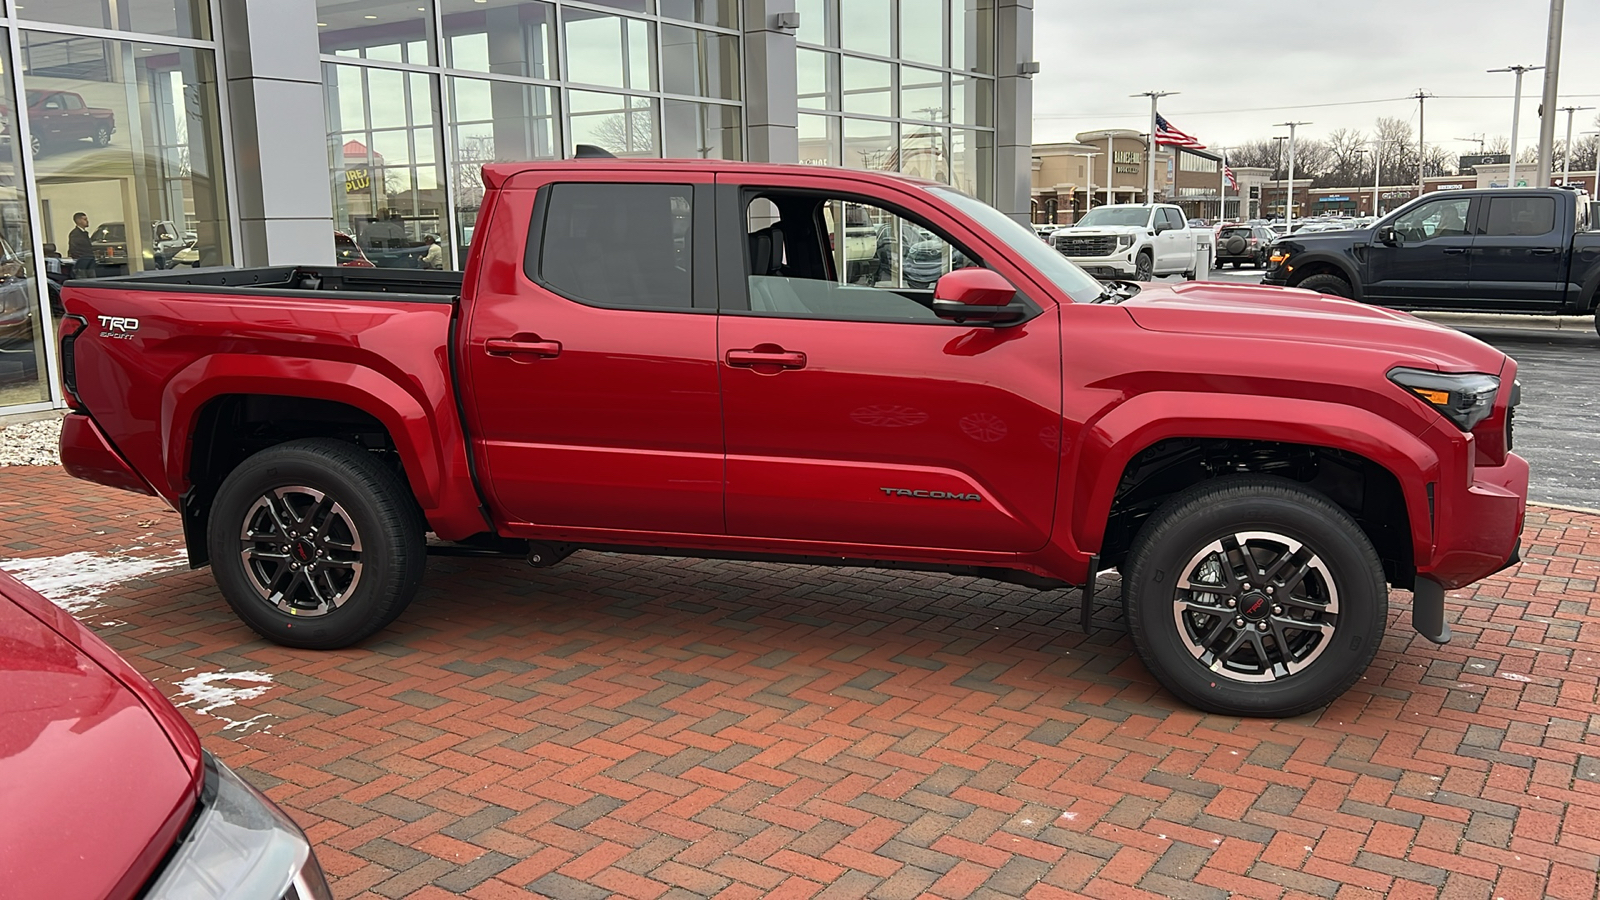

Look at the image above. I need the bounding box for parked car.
[1264,187,1600,334]
[88,221,131,275]
[1050,203,1202,280]
[24,90,115,156]
[0,235,36,346]
[59,160,1528,719]
[0,567,333,899]
[1213,224,1275,268]
[1031,223,1057,241]
[149,220,188,269]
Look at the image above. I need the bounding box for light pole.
[1558,106,1594,186]
[1081,150,1099,218]
[1489,65,1543,188]
[1215,146,1228,224]
[1275,122,1309,232]
[1535,0,1566,186]
[1132,91,1177,204]
[1370,138,1393,217]
[1271,136,1287,217]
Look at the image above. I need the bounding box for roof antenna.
[574,144,617,159]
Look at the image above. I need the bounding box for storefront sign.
[1112,150,1143,164]
[1114,165,1139,174]
[345,168,371,192]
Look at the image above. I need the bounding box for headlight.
[1388,367,1500,431]
[1269,246,1290,265]
[145,754,333,900]
[1116,234,1133,250]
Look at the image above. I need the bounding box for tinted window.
[1162,208,1185,230]
[1220,227,1251,239]
[62,93,85,110]
[1393,196,1470,241]
[536,182,693,310]
[1484,196,1556,237]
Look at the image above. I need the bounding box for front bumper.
[1064,257,1138,279]
[1420,452,1529,590]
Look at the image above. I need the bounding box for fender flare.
[1283,252,1365,301]
[1068,392,1440,567]
[1575,262,1600,313]
[160,354,447,509]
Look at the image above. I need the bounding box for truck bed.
[78,266,464,300]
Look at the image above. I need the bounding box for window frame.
[522,179,718,313]
[1393,195,1473,243]
[719,182,1040,327]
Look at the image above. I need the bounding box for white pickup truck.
[1050,203,1202,281]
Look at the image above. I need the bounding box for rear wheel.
[93,124,112,147]
[1295,273,1353,299]
[1121,476,1387,717]
[207,438,425,649]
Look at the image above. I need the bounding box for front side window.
[534,183,693,311]
[1393,196,1470,241]
[741,191,979,323]
[1483,196,1555,237]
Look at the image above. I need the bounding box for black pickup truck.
[1263,188,1600,335]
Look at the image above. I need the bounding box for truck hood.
[0,570,201,900]
[1120,282,1506,372]
[1057,225,1147,237]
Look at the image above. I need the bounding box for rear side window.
[1483,196,1556,237]
[534,182,693,310]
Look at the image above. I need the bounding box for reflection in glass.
[324,64,447,269]
[663,100,740,160]
[900,0,944,66]
[795,0,831,46]
[839,0,890,57]
[440,0,555,80]
[901,125,948,184]
[842,118,895,172]
[658,0,737,29]
[660,26,739,101]
[796,49,836,111]
[316,0,434,63]
[570,91,657,157]
[900,67,945,122]
[951,72,992,128]
[15,0,210,40]
[565,9,655,91]
[953,0,994,74]
[797,114,839,167]
[448,77,558,261]
[0,33,47,407]
[841,56,891,118]
[951,127,993,202]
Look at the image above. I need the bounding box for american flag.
[1155,114,1205,150]
[1223,156,1238,190]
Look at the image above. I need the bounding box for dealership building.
[1,0,1034,416]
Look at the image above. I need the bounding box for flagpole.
[1134,91,1177,203]
[1217,147,1228,224]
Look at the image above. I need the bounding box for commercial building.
[1030,131,1270,225]
[3,0,1034,416]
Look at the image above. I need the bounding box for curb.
[1534,501,1600,518]
[1414,311,1594,332]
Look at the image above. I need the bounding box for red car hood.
[0,569,201,900]
[1120,282,1508,373]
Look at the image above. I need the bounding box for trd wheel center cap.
[1239,591,1271,621]
[291,539,317,562]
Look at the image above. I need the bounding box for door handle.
[1528,248,1559,256]
[485,338,562,358]
[726,347,807,370]
[1442,247,1466,255]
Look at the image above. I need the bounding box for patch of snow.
[172,670,277,733]
[1497,672,1532,683]
[1,550,189,614]
[0,418,63,467]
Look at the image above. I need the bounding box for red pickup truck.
[57,159,1528,718]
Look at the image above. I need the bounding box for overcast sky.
[1033,0,1600,159]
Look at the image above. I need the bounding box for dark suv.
[1214,224,1274,268]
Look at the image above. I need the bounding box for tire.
[207,438,426,649]
[29,134,40,157]
[1294,273,1353,299]
[93,125,112,147]
[1121,475,1387,718]
[1183,270,1196,281]
[1134,251,1154,282]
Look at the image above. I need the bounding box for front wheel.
[207,438,425,649]
[93,125,112,147]
[1294,273,1353,299]
[1133,252,1153,282]
[1121,476,1387,717]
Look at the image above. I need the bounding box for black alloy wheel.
[1134,252,1154,281]
[93,125,112,147]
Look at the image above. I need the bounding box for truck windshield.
[1074,207,1152,228]
[928,186,1104,304]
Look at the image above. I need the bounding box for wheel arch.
[1282,253,1364,301]
[1070,393,1438,586]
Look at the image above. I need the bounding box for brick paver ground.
[3,465,1598,900]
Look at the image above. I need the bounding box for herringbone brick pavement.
[2,466,1598,900]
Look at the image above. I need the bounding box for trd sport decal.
[879,488,982,501]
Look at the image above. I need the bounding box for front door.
[1364,194,1474,305]
[1155,207,1188,272]
[463,172,725,536]
[1467,193,1568,310]
[716,176,1063,553]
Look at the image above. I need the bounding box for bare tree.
[585,111,655,157]
[1224,138,1282,172]
[1485,135,1510,155]
[1322,128,1369,187]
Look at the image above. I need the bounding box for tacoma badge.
[880,487,982,501]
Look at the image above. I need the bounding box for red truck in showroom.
[56,158,1527,718]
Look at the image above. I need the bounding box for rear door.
[462,170,725,536]
[1466,193,1567,310]
[714,173,1063,553]
[1363,194,1474,305]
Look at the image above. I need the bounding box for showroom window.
[318,0,743,270]
[795,0,996,202]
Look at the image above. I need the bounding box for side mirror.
[1376,224,1398,245]
[932,268,1023,323]
[1153,222,1171,234]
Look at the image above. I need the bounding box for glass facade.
[316,0,745,270]
[795,0,996,202]
[0,1,231,412]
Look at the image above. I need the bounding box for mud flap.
[1411,576,1451,645]
[1078,554,1100,633]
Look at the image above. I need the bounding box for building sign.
[1114,165,1140,174]
[1381,190,1412,199]
[345,167,371,193]
[1435,183,1463,190]
[1112,150,1143,163]
[1460,153,1510,172]
[1320,195,1350,202]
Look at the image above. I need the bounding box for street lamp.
[1081,150,1099,219]
[1558,105,1595,187]
[1369,138,1396,217]
[1488,65,1543,187]
[1132,91,1177,204]
[1275,122,1309,232]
